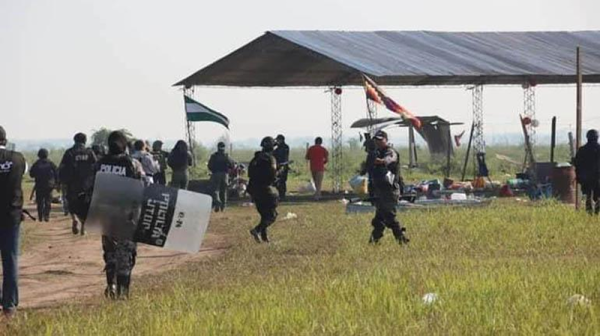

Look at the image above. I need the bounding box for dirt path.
[16,208,226,310]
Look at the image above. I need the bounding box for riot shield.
[87,173,212,253]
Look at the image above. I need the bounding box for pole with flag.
[183,94,230,165]
[363,74,422,129]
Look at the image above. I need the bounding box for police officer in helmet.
[248,136,279,243]
[575,129,600,215]
[366,130,409,244]
[273,134,290,201]
[94,131,143,299]
[208,142,235,212]
[58,132,97,235]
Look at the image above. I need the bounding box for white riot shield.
[87,173,212,253]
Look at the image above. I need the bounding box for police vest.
[96,154,139,179]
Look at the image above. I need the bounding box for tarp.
[176,31,600,87]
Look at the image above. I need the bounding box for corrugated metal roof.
[175,30,600,87]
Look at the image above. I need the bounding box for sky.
[1,0,600,149]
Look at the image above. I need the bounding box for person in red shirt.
[305,137,329,200]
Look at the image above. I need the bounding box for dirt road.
[15,208,225,310]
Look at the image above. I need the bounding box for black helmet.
[260,136,275,151]
[276,134,285,141]
[107,131,128,155]
[73,132,87,144]
[37,148,49,159]
[587,129,599,142]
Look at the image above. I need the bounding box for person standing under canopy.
[208,142,235,212]
[273,134,290,201]
[305,137,329,200]
[575,129,600,215]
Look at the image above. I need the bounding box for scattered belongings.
[281,212,298,220]
[346,197,493,214]
[422,293,439,305]
[567,294,591,307]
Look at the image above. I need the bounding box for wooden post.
[408,125,416,168]
[575,47,583,210]
[461,122,475,181]
[550,116,556,164]
[446,127,452,178]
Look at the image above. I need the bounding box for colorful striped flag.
[363,75,421,129]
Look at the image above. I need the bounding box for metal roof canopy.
[175,30,600,87]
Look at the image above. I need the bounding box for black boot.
[394,228,410,245]
[72,220,79,235]
[249,227,261,243]
[116,274,131,299]
[260,228,270,243]
[104,270,117,299]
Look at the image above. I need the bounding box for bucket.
[551,164,575,204]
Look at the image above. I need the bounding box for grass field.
[6,199,600,335]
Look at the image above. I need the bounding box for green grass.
[7,200,600,335]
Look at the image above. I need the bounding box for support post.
[446,128,452,178]
[461,122,475,181]
[366,98,378,132]
[471,85,485,177]
[183,88,197,166]
[575,47,583,210]
[550,117,557,164]
[523,84,536,169]
[330,87,343,193]
[408,125,416,168]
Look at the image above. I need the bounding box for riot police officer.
[58,133,97,235]
[94,131,142,299]
[30,148,58,222]
[208,142,235,212]
[366,130,409,244]
[575,129,600,215]
[273,134,290,200]
[0,126,26,318]
[248,137,278,243]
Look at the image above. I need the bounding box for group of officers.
[2,124,599,318]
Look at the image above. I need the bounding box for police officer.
[248,137,278,243]
[0,126,26,318]
[59,133,97,235]
[575,129,600,215]
[273,134,290,201]
[366,130,409,244]
[94,131,142,299]
[30,148,58,222]
[208,142,235,212]
[151,140,169,185]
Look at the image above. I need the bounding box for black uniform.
[367,146,408,243]
[574,141,600,215]
[29,158,58,221]
[58,144,97,221]
[208,151,235,212]
[95,153,141,298]
[0,148,26,227]
[248,150,278,242]
[273,143,290,200]
[0,146,26,312]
